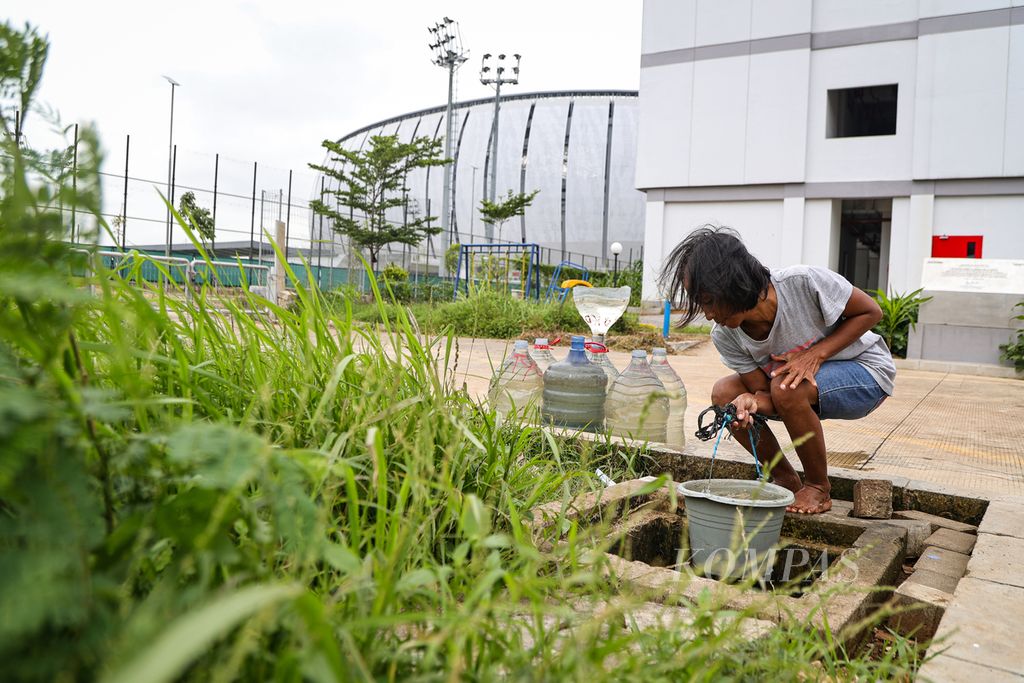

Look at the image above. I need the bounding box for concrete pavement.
[450,335,1024,498]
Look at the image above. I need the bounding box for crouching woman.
[662,226,895,514]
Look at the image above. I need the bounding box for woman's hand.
[729,392,759,429]
[770,349,824,390]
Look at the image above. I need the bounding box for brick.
[914,546,969,579]
[879,519,933,557]
[888,579,951,639]
[967,534,1024,589]
[978,500,1024,540]
[923,528,977,555]
[891,509,978,534]
[931,577,1024,676]
[852,479,892,519]
[905,568,960,594]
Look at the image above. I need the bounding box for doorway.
[838,199,891,292]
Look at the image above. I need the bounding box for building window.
[827,84,898,138]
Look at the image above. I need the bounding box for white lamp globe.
[610,241,623,256]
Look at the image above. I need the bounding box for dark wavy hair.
[659,225,772,327]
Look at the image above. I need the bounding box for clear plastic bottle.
[488,340,544,422]
[605,350,669,443]
[650,347,688,448]
[530,338,557,372]
[541,335,608,431]
[585,341,619,385]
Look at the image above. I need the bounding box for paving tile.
[906,568,960,594]
[457,336,1024,499]
[967,533,1024,589]
[931,577,1024,675]
[892,509,978,534]
[914,546,970,579]
[978,500,1024,539]
[889,579,950,639]
[923,528,977,555]
[916,653,1024,682]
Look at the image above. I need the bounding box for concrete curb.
[895,357,1022,379]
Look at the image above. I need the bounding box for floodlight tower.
[428,17,468,265]
[479,53,521,240]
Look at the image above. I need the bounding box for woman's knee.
[770,375,816,414]
[712,375,745,405]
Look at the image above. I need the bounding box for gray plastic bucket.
[678,479,795,580]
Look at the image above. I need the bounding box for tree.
[309,134,449,272]
[178,191,215,246]
[479,189,539,243]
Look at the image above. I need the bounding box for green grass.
[339,288,643,339]
[0,21,924,681]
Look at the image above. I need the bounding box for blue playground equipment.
[452,243,542,300]
[544,261,591,303]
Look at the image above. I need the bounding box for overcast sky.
[10,1,643,245]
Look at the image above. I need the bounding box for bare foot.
[770,472,802,494]
[786,483,832,514]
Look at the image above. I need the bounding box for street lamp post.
[479,52,521,238]
[162,75,180,258]
[610,241,623,286]
[428,17,468,271]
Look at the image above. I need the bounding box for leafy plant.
[309,134,448,272]
[870,288,933,357]
[178,190,215,245]
[479,188,539,243]
[999,301,1024,371]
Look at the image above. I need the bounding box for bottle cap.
[514,340,529,352]
[570,335,586,350]
[535,338,549,347]
[652,347,667,356]
[631,349,647,359]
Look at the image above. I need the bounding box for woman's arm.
[770,287,882,390]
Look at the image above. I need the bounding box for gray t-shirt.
[711,265,896,395]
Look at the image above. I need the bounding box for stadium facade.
[311,91,645,273]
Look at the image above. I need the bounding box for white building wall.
[635,63,694,189]
[933,196,1024,258]
[637,0,1024,304]
[913,26,1012,179]
[661,200,786,269]
[804,40,917,182]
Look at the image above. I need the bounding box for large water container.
[585,341,619,384]
[605,350,669,443]
[530,338,558,372]
[541,335,607,431]
[650,347,688,448]
[487,340,544,421]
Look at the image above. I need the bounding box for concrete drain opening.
[529,476,985,653]
[607,509,846,597]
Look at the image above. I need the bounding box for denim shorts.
[813,360,888,420]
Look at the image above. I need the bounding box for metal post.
[428,17,468,273]
[249,161,257,256]
[613,254,619,286]
[122,134,130,249]
[212,153,219,254]
[480,52,521,212]
[259,191,265,265]
[441,63,455,256]
[162,76,180,258]
[170,144,177,253]
[285,170,293,261]
[489,78,501,206]
[470,165,478,242]
[71,123,78,242]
